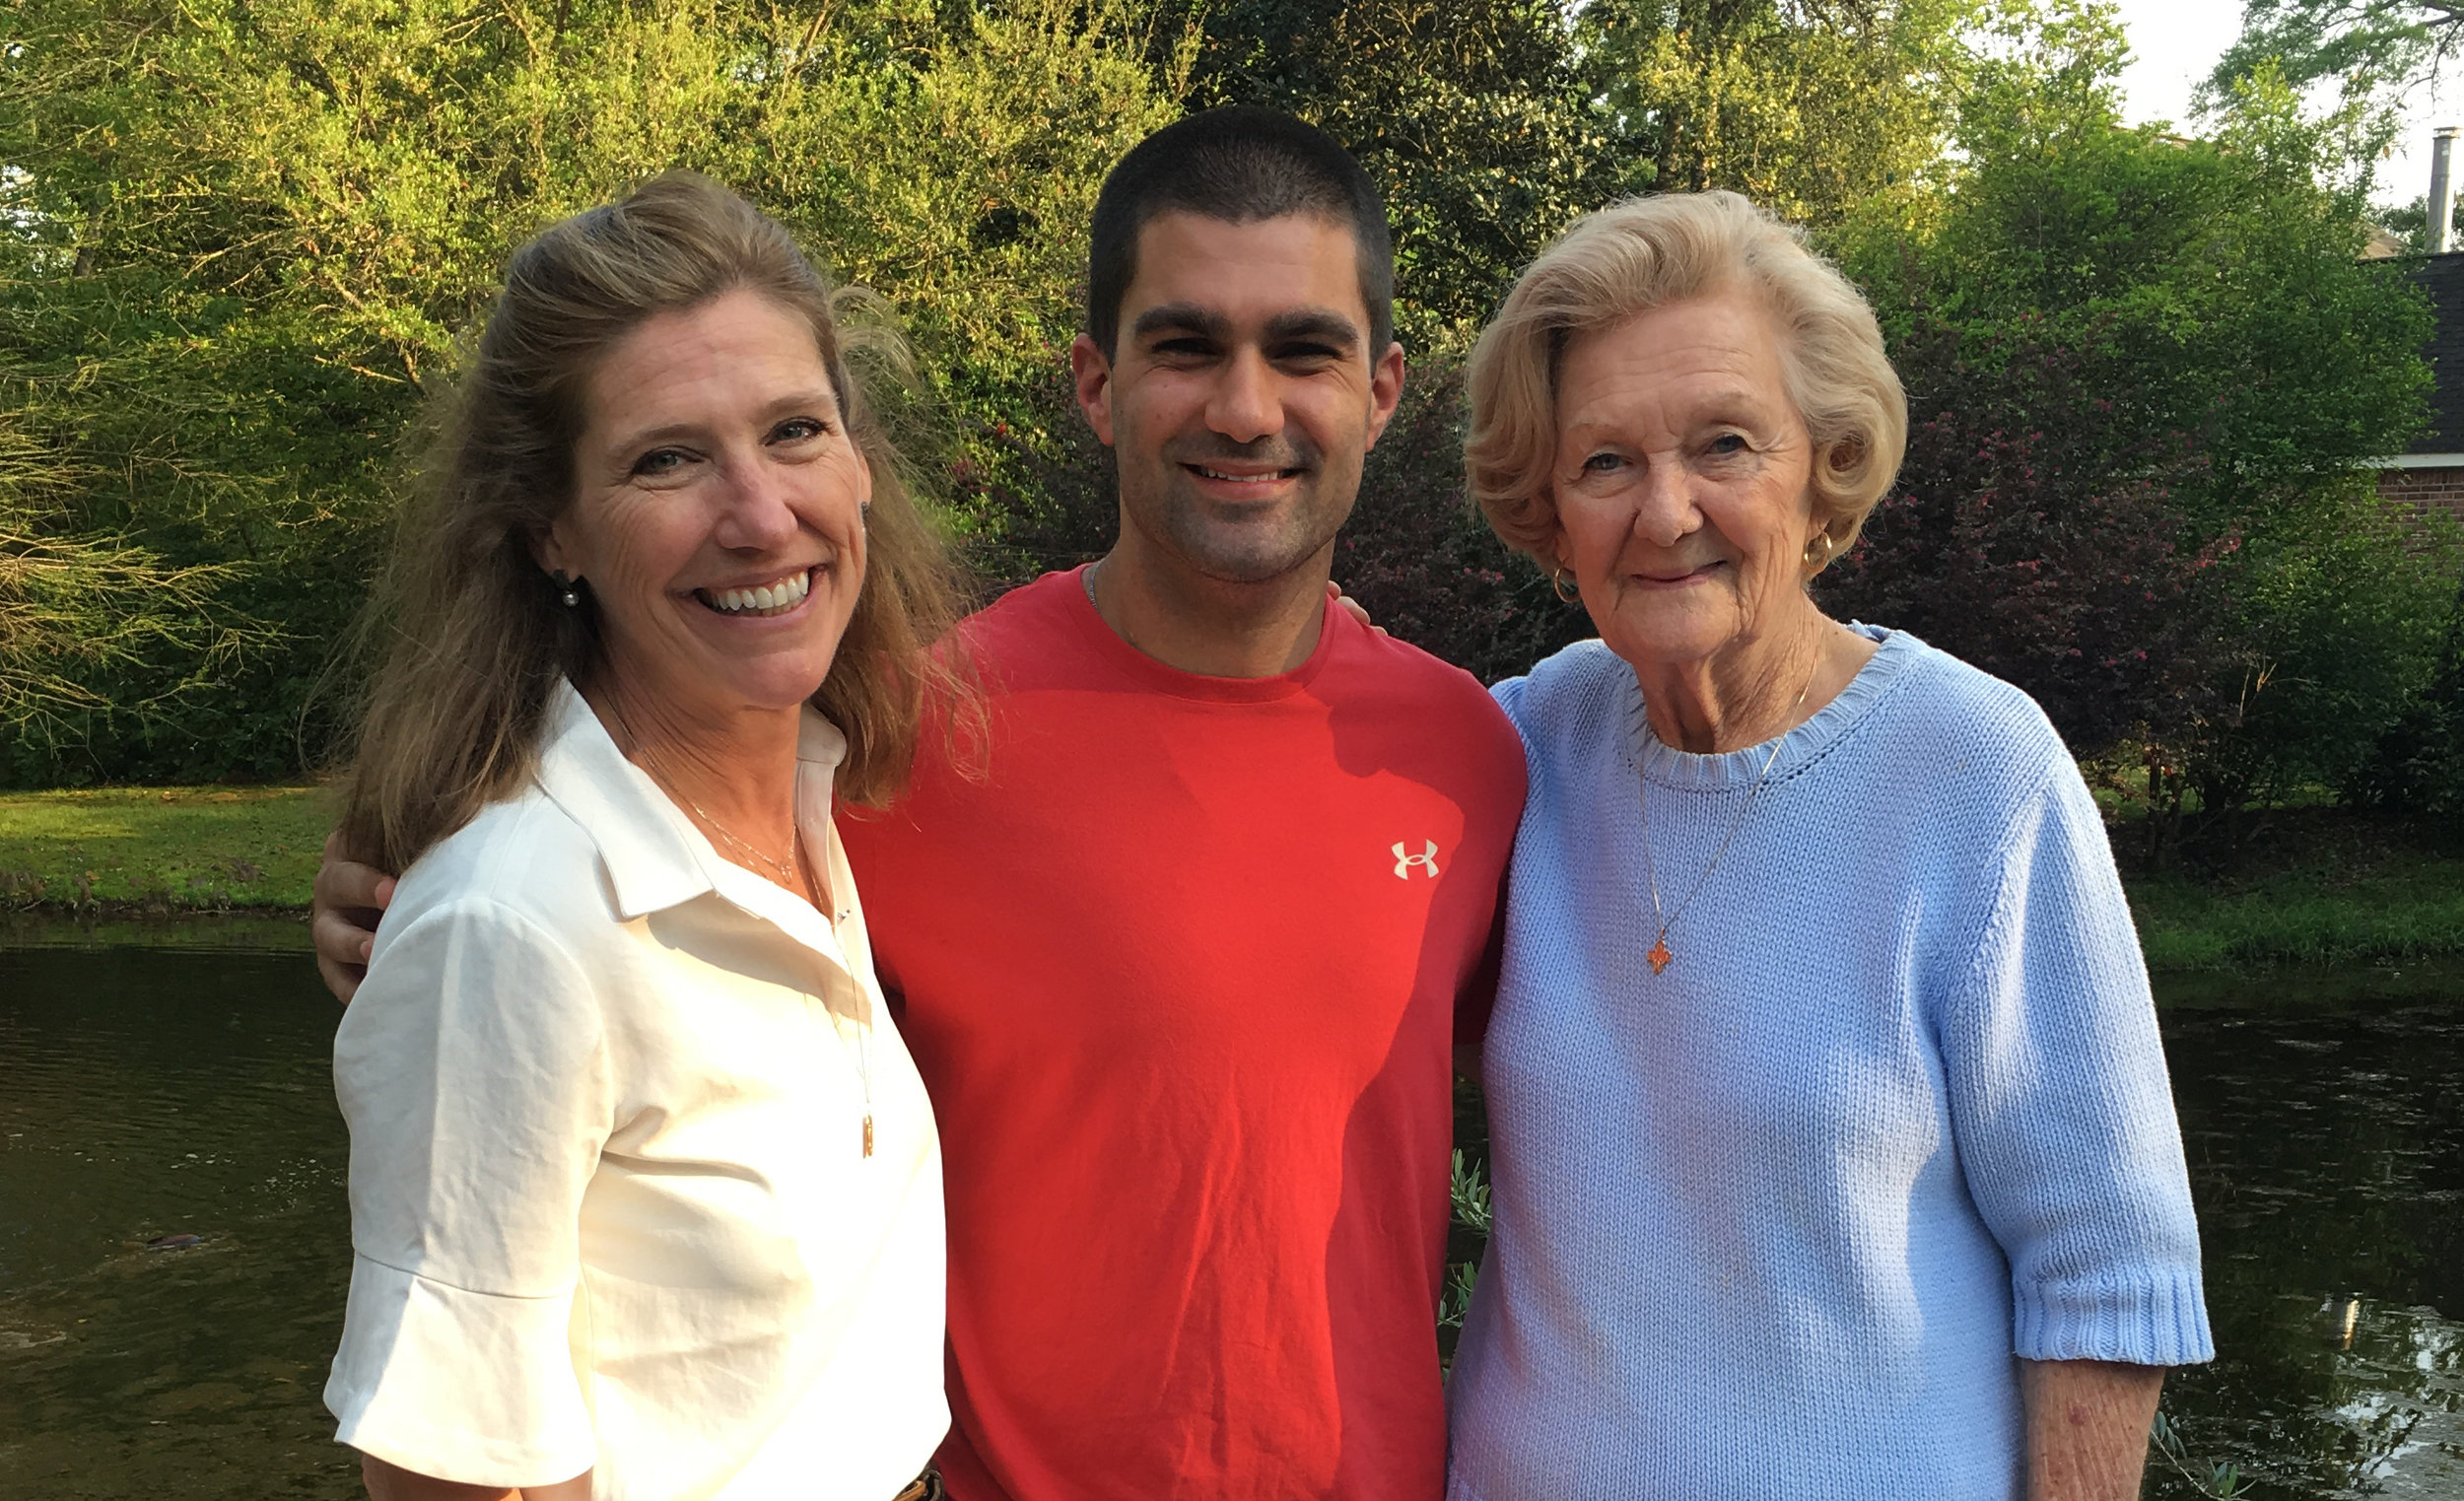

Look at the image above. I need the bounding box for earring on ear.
[859,502,872,525]
[1804,532,1836,570]
[550,570,581,608]
[1550,566,1581,604]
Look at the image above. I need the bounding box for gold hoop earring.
[1550,567,1581,604]
[1804,533,1835,571]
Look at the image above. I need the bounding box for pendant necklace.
[1636,658,1819,977]
[727,813,875,1160]
[605,697,804,891]
[849,994,876,1159]
[632,734,873,1157]
[789,844,876,1161]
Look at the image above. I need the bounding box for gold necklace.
[676,791,800,884]
[654,764,876,1158]
[838,987,876,1160]
[606,696,872,1157]
[600,694,805,889]
[1635,661,1817,977]
[794,852,876,1159]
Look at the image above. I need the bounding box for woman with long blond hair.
[323,172,966,1501]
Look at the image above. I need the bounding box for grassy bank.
[0,785,329,911]
[2119,853,2464,971]
[5,787,2463,976]
[2120,807,2464,972]
[2129,859,2464,972]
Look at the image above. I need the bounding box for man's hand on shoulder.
[314,829,397,1006]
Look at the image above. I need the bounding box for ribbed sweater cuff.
[2012,1268,2216,1365]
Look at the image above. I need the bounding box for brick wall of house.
[2378,465,2464,527]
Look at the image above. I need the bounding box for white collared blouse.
[325,682,947,1501]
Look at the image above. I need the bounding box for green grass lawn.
[0,785,332,910]
[2128,857,2464,972]
[2114,804,2464,972]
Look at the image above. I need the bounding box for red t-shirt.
[838,567,1526,1501]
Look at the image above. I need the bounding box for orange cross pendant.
[1647,934,1674,975]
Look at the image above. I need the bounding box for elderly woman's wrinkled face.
[541,289,870,720]
[1549,292,1823,676]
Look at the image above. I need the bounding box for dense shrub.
[1334,361,1590,684]
[1817,325,2239,761]
[2218,505,2462,811]
[1821,314,2457,850]
[1832,41,2449,832]
[944,359,1117,593]
[2347,583,2464,833]
[0,0,1182,784]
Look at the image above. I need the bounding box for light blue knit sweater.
[1446,628,2213,1501]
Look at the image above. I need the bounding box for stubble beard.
[1125,445,1363,587]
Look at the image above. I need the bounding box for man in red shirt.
[843,109,1525,1499]
[316,108,1525,1498]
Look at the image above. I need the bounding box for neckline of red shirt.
[1057,563,1343,704]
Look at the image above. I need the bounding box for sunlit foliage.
[0,0,1183,779]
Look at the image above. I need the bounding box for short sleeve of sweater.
[1940,761,2216,1367]
[325,897,611,1486]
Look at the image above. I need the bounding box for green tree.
[0,0,1183,782]
[2207,0,2456,120]
[1835,3,2450,824]
[1152,0,1614,345]
[1582,0,1977,227]
[1842,19,2429,528]
[0,367,248,739]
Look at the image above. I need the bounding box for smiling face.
[536,288,870,722]
[1074,210,1403,584]
[1549,291,1825,676]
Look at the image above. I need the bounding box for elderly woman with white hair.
[1444,191,2214,1501]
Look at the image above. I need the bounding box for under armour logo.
[1392,840,1441,879]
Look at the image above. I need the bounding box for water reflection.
[2153,990,2464,1499]
[0,943,354,1500]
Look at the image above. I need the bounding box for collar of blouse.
[529,679,858,962]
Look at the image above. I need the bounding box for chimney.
[2432,126,2460,252]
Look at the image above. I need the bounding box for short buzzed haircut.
[1086,106,1397,359]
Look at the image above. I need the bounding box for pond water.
[1,933,2458,1499]
[2151,978,2464,1498]
[0,937,352,1501]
